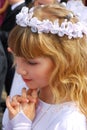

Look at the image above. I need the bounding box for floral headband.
[16,6,87,39]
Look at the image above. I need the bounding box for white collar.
[11,0,25,10]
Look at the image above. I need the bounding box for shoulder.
[56,111,86,130]
[48,102,87,130]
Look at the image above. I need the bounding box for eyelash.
[27,61,37,65]
[38,3,42,5]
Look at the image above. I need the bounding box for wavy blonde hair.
[8,4,87,116]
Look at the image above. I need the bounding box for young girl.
[3,4,87,130]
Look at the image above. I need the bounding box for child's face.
[34,0,55,6]
[15,56,54,90]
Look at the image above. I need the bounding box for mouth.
[22,78,32,83]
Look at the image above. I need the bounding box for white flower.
[16,6,87,38]
[16,6,33,27]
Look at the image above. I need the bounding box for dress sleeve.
[10,111,32,130]
[54,111,87,130]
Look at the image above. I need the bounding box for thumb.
[31,89,38,98]
[31,89,39,108]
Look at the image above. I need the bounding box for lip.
[22,78,32,83]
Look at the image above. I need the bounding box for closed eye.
[27,61,38,65]
[38,2,44,5]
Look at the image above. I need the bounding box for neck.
[38,87,71,104]
[39,87,55,104]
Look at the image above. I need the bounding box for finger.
[22,88,27,98]
[12,95,21,104]
[10,101,19,107]
[27,89,32,96]
[21,88,29,104]
[27,90,38,105]
[12,95,28,107]
[31,89,38,98]
[6,96,16,114]
[16,96,28,103]
[26,89,38,103]
[27,89,38,98]
[31,89,39,108]
[27,95,36,103]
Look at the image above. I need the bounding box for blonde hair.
[8,4,87,116]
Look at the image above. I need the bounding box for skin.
[7,0,24,5]
[0,0,9,14]
[6,56,55,120]
[6,88,38,120]
[15,57,54,90]
[34,0,55,6]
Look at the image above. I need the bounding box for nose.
[16,67,27,75]
[16,65,27,75]
[16,60,27,76]
[15,57,27,76]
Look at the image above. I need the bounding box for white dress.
[2,100,87,130]
[66,0,87,25]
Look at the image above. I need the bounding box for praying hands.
[6,88,38,121]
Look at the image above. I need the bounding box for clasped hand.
[6,88,38,121]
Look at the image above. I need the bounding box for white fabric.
[11,0,25,10]
[2,100,87,130]
[66,0,87,25]
[10,71,28,97]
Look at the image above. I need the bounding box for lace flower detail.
[16,7,34,27]
[16,6,87,39]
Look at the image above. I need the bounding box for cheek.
[34,1,39,6]
[34,66,53,82]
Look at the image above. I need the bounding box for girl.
[3,4,87,130]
